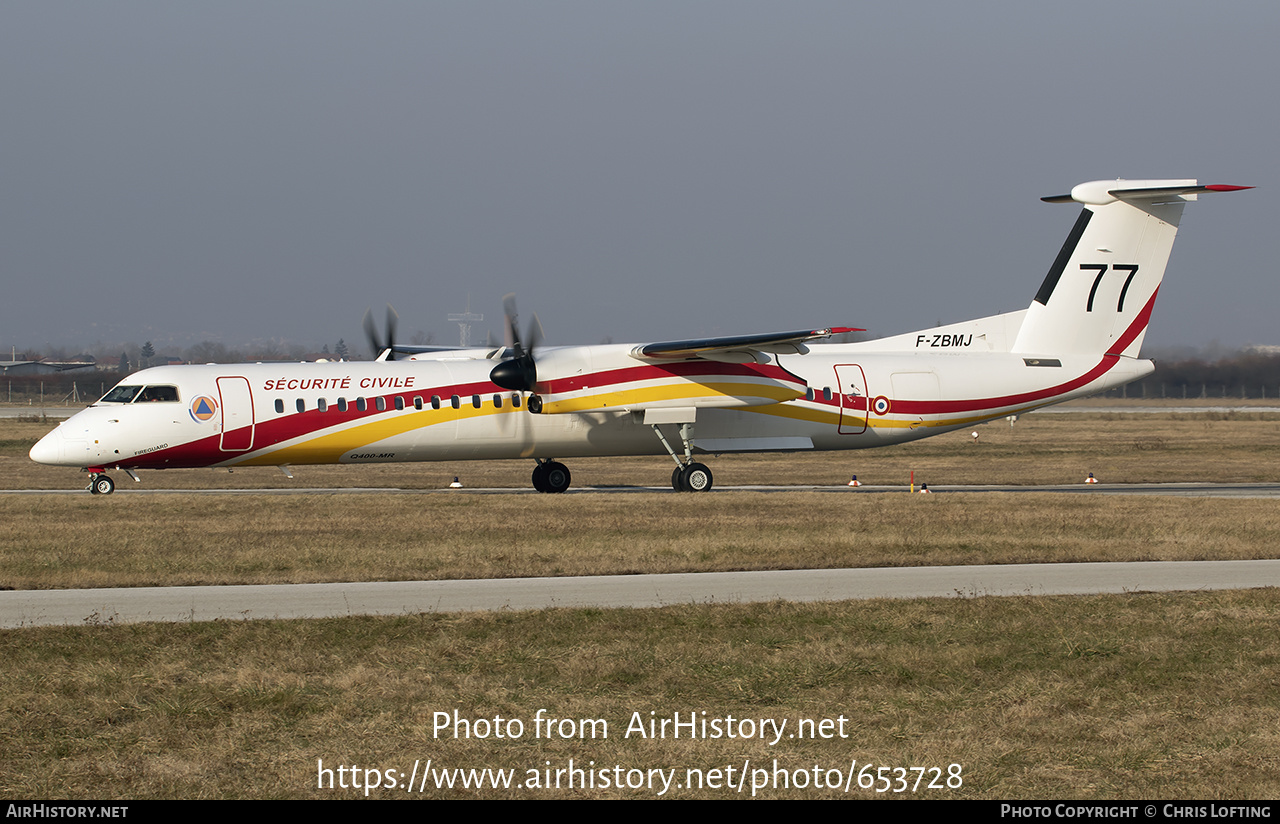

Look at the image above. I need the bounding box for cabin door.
[835,364,868,435]
[217,376,255,451]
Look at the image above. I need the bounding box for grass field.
[3,406,1279,798]
[3,592,1278,798]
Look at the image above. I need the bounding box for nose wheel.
[88,473,116,495]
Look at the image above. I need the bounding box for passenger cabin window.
[337,398,348,412]
[317,398,328,412]
[512,394,521,408]
[275,399,284,414]
[493,394,503,408]
[472,394,481,409]
[375,397,386,412]
[823,387,832,401]
[394,396,405,411]
[805,388,815,402]
[296,399,306,413]
[356,397,367,412]
[451,395,460,409]
[431,395,441,410]
[413,396,423,410]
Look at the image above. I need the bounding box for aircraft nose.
[29,427,64,465]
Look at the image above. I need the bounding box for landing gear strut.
[531,460,571,493]
[654,422,714,493]
[88,473,115,495]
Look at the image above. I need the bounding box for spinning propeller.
[489,293,543,392]
[362,304,400,361]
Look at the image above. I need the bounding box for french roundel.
[190,396,218,422]
[872,396,891,415]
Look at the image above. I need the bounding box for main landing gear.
[670,462,713,492]
[531,460,571,493]
[527,421,715,494]
[87,473,115,495]
[654,421,714,493]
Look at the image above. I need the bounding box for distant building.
[2,359,96,376]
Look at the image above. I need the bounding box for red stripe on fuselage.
[118,376,509,469]
[887,288,1158,416]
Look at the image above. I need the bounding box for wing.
[630,327,862,364]
[530,326,861,416]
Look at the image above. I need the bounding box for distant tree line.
[1098,352,1280,400]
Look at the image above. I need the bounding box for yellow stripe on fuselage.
[228,387,1045,467]
[229,401,516,466]
[538,380,803,414]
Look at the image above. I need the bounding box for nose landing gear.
[87,473,116,495]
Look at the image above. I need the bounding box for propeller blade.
[384,304,399,361]
[501,293,524,359]
[362,308,382,359]
[527,312,544,354]
[490,294,539,392]
[362,304,401,360]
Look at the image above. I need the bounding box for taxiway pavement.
[3,559,1278,629]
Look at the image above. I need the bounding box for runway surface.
[1040,405,1280,414]
[8,482,1280,497]
[0,408,72,418]
[3,559,1278,629]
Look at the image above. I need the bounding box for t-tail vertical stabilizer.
[1012,179,1252,359]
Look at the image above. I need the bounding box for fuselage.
[29,340,1151,473]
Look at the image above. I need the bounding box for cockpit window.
[137,385,180,402]
[98,384,180,404]
[100,385,143,404]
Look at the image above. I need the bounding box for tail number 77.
[1081,264,1139,312]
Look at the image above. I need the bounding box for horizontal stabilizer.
[1042,180,1253,205]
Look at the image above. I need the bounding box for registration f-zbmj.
[31,179,1251,494]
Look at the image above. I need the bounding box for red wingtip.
[1203,184,1254,192]
[826,327,866,334]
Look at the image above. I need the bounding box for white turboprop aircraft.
[31,179,1250,495]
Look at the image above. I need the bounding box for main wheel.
[681,463,713,493]
[92,475,116,496]
[543,461,571,493]
[531,464,549,493]
[672,466,685,491]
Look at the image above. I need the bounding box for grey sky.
[2,2,1273,356]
